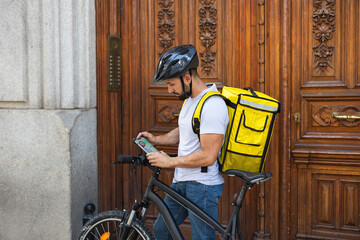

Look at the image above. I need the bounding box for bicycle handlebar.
[112,154,149,166]
[117,155,135,163]
[112,155,136,166]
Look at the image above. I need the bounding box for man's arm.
[147,133,223,168]
[137,127,179,146]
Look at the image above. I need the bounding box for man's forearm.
[153,127,179,146]
[170,133,224,168]
[172,149,215,168]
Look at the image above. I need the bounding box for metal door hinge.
[293,112,300,123]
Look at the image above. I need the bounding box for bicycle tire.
[78,210,154,240]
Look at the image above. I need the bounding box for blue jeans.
[153,181,223,240]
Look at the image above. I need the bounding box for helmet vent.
[162,54,172,62]
[168,59,179,68]
[179,48,189,55]
[163,68,172,78]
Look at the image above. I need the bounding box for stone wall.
[0,1,97,239]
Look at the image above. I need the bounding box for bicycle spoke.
[98,221,121,240]
[115,220,121,239]
[80,212,153,240]
[90,230,100,240]
[127,228,139,240]
[95,227,102,239]
[101,223,106,235]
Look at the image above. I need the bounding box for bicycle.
[78,154,272,240]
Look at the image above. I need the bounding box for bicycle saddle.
[223,169,272,184]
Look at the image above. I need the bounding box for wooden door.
[121,1,267,238]
[96,0,284,239]
[290,0,360,239]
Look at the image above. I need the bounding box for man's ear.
[183,73,192,84]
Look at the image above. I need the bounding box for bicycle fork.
[120,201,149,240]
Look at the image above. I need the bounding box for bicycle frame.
[132,168,250,240]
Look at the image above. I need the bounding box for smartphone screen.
[133,137,159,154]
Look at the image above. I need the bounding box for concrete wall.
[0,1,97,239]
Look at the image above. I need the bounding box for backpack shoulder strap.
[192,91,223,135]
[191,91,224,173]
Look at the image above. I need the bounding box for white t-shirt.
[173,84,229,185]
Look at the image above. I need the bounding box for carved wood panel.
[341,181,359,231]
[301,96,360,142]
[313,177,336,228]
[197,0,219,77]
[312,0,336,77]
[295,160,360,239]
[157,0,175,55]
[312,104,360,127]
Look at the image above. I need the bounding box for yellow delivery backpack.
[192,86,280,173]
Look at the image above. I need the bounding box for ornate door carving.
[291,0,360,239]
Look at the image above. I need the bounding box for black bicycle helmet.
[153,44,199,82]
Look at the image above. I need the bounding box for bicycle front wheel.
[78,210,154,240]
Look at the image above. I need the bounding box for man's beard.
[177,82,192,100]
[177,85,192,100]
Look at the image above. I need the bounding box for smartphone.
[133,136,159,154]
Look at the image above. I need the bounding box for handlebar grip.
[113,154,147,166]
[117,155,135,163]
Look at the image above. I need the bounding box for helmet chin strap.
[179,72,193,101]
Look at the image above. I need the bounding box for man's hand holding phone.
[133,136,158,154]
[136,131,157,145]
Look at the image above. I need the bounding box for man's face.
[166,74,191,100]
[166,78,183,96]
